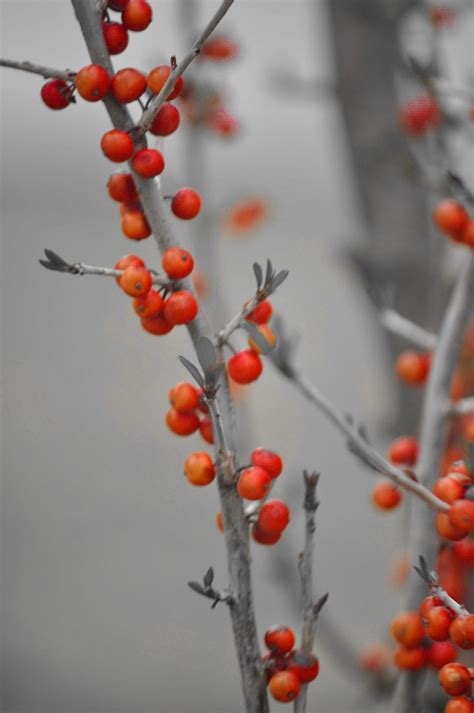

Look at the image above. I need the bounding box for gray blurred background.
[1,1,471,712]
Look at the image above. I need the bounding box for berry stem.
[0,58,77,81]
[137,0,235,133]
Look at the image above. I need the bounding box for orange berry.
[257,500,290,534]
[131,148,165,179]
[168,382,200,413]
[199,415,214,445]
[448,500,474,533]
[426,641,456,670]
[433,200,469,236]
[149,103,181,137]
[201,35,239,62]
[251,524,281,545]
[439,662,471,696]
[162,247,194,279]
[228,350,263,384]
[119,265,152,297]
[166,408,199,436]
[387,436,419,466]
[433,477,466,504]
[100,129,134,162]
[245,299,272,325]
[436,512,468,541]
[390,611,425,648]
[419,595,444,621]
[111,68,147,103]
[171,188,202,220]
[372,480,402,510]
[450,615,474,650]
[163,291,198,325]
[426,606,454,641]
[395,351,430,386]
[393,645,427,670]
[287,650,319,683]
[184,452,215,486]
[114,254,144,284]
[108,172,138,204]
[445,698,474,713]
[132,289,163,318]
[237,466,270,500]
[268,671,301,703]
[76,64,110,101]
[265,626,296,655]
[141,313,173,336]
[121,209,151,240]
[147,65,184,100]
[122,0,153,31]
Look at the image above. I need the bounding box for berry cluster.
[262,626,320,703]
[115,249,198,336]
[227,299,275,384]
[371,436,419,511]
[433,461,474,542]
[434,199,474,250]
[166,381,213,443]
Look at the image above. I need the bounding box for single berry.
[119,265,152,297]
[268,671,301,703]
[245,299,272,324]
[147,65,184,100]
[102,21,129,54]
[251,448,283,479]
[426,606,454,642]
[111,68,147,103]
[199,415,214,444]
[162,247,194,280]
[435,513,468,541]
[426,641,456,670]
[393,645,427,670]
[162,291,198,325]
[141,313,173,335]
[40,79,73,110]
[287,650,320,683]
[121,209,151,240]
[251,524,281,545]
[419,595,444,621]
[448,500,474,533]
[449,615,474,650]
[228,350,263,384]
[399,96,441,136]
[372,481,403,511]
[166,408,199,436]
[171,188,202,220]
[432,477,466,504]
[216,511,224,532]
[101,129,134,162]
[149,102,181,136]
[122,0,153,31]
[133,289,163,318]
[114,254,144,284]
[395,351,430,386]
[168,383,200,413]
[387,436,419,466]
[390,611,425,648]
[132,148,165,178]
[265,626,296,655]
[184,452,215,486]
[201,36,239,62]
[445,698,474,713]
[108,172,138,204]
[237,466,270,500]
[257,500,290,534]
[433,199,469,237]
[438,662,472,696]
[76,64,110,101]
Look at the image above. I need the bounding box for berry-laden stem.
[390,254,474,713]
[0,58,77,81]
[71,261,170,287]
[379,309,437,351]
[281,370,449,512]
[294,471,322,713]
[70,2,268,711]
[137,0,235,134]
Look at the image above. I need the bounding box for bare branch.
[40,252,170,287]
[294,471,325,713]
[137,0,235,133]
[379,308,437,351]
[0,58,76,81]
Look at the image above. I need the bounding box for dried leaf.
[253,262,263,290]
[264,258,274,287]
[44,249,70,267]
[203,567,214,589]
[270,269,289,292]
[188,581,206,596]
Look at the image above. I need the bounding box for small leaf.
[313,592,329,617]
[253,262,263,290]
[203,567,214,589]
[39,259,69,273]
[44,249,70,267]
[270,269,289,292]
[196,337,217,374]
[264,259,274,286]
[178,356,205,387]
[188,581,206,596]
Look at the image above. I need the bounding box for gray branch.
[0,58,76,81]
[379,309,437,351]
[69,2,268,710]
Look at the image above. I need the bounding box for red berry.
[251,448,283,479]
[199,415,214,445]
[445,698,474,713]
[101,129,134,162]
[132,289,163,318]
[119,265,152,297]
[184,452,215,486]
[426,641,456,669]
[208,108,239,137]
[141,313,173,335]
[40,79,73,110]
[268,671,301,703]
[251,524,281,545]
[201,36,239,62]
[265,626,296,655]
[245,299,272,324]
[166,408,199,436]
[448,500,474,533]
[108,172,138,203]
[433,476,466,504]
[390,611,425,648]
[237,466,270,500]
[149,103,181,136]
[76,64,110,101]
[426,606,454,641]
[163,291,198,325]
[147,65,184,100]
[372,481,403,510]
[387,436,419,466]
[122,0,153,31]
[228,350,263,384]
[452,538,474,567]
[419,595,444,621]
[131,148,165,178]
[114,254,144,284]
[450,615,474,650]
[399,96,441,136]
[102,21,129,54]
[439,662,472,696]
[393,645,427,670]
[171,188,202,220]
[257,500,290,534]
[436,512,468,541]
[287,650,320,683]
[433,200,469,236]
[121,209,151,240]
[162,247,194,279]
[169,383,200,413]
[395,351,430,386]
[111,68,147,103]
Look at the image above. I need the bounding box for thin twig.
[379,309,437,351]
[137,0,235,133]
[217,296,260,346]
[294,471,326,713]
[0,58,76,81]
[414,556,469,618]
